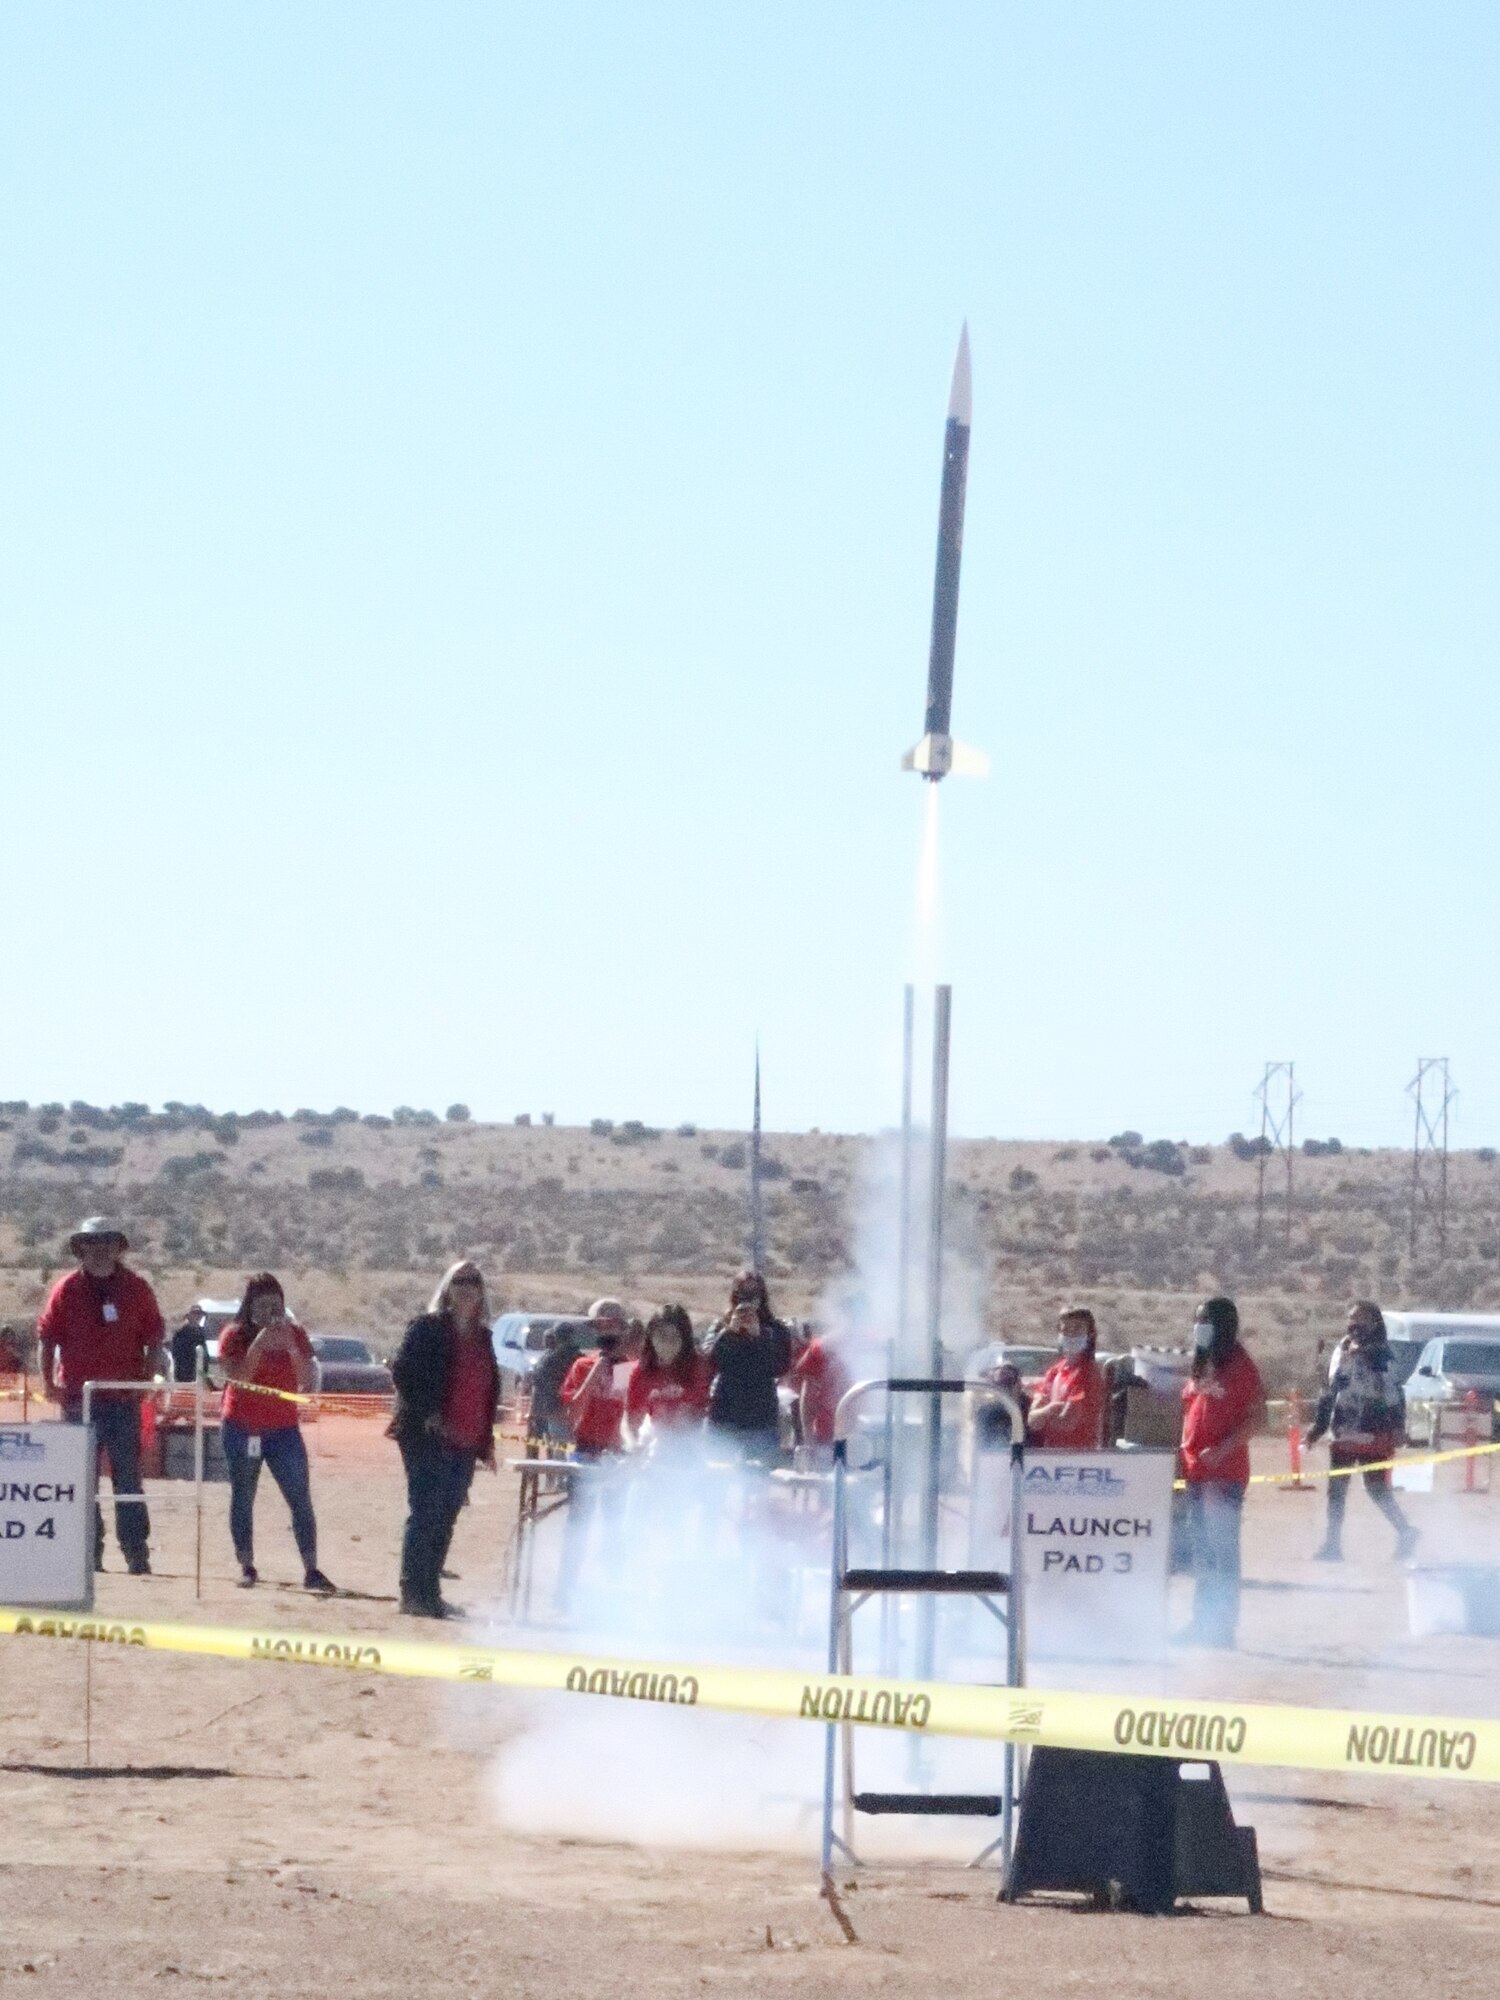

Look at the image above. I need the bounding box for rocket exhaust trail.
[902,324,988,784]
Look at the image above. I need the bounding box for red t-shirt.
[1181,1346,1265,1486]
[38,1267,165,1401]
[1028,1354,1105,1450]
[790,1339,850,1446]
[443,1331,496,1453]
[561,1351,628,1452]
[220,1320,313,1433]
[625,1353,712,1431]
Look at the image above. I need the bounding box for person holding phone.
[704,1275,793,1463]
[219,1272,335,1594]
[1305,1301,1417,1563]
[555,1298,632,1611]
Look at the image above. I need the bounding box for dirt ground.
[3,1424,1500,1997]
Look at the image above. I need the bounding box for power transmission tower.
[1254,1062,1300,1247]
[1408,1058,1456,1267]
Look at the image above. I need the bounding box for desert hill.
[3,1098,1497,1389]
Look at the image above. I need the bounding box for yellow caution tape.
[1173,1438,1500,1492]
[165,1379,395,1416]
[2,1607,1497,1785]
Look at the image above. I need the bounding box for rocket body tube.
[902,325,987,784]
[923,413,969,742]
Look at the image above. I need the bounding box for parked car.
[964,1342,1058,1389]
[1402,1337,1500,1447]
[490,1312,597,1401]
[309,1334,393,1397]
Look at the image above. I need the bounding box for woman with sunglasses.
[389,1259,500,1618]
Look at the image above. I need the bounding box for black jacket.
[704,1317,792,1434]
[390,1312,500,1452]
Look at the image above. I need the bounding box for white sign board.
[1018,1449,1174,1660]
[0,1423,96,1608]
[970,1446,1175,1662]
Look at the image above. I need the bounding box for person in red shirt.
[218,1272,335,1594]
[625,1306,712,1448]
[790,1323,851,1460]
[560,1299,632,1456]
[388,1259,500,1619]
[37,1216,166,1574]
[1026,1308,1107,1451]
[1179,1295,1265,1647]
[556,1298,633,1612]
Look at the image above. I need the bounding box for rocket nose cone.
[947,322,972,427]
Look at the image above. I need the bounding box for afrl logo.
[1023,1463,1127,1495]
[0,1432,45,1463]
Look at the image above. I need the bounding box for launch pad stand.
[820,1378,1027,1884]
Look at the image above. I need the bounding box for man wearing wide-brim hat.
[37,1218,167,1575]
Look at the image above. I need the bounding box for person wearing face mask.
[1179,1296,1266,1647]
[703,1272,793,1463]
[625,1306,711,1448]
[1026,1308,1107,1450]
[1305,1301,1417,1563]
[560,1299,632,1456]
[37,1217,167,1575]
[555,1299,633,1612]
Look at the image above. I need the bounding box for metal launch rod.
[880,982,917,1674]
[916,982,952,1682]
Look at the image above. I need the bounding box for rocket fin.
[902,733,987,779]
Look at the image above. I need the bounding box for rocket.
[902,324,989,782]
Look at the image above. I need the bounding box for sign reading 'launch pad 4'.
[0,1424,96,1608]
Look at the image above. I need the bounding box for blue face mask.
[1192,1321,1215,1354]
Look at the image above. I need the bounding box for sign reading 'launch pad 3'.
[973,1448,1175,1661]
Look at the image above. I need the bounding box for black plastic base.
[1004,1749,1262,1915]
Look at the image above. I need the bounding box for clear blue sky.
[4,4,1497,1146]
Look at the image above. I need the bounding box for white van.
[1382,1311,1500,1347]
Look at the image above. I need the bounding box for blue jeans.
[65,1397,148,1564]
[399,1440,477,1609]
[222,1421,318,1571]
[1185,1480,1246,1645]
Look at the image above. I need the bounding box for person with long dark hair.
[389,1260,500,1618]
[1306,1300,1417,1562]
[703,1270,792,1462]
[219,1272,335,1593]
[1026,1306,1107,1450]
[625,1306,712,1447]
[1179,1295,1265,1647]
